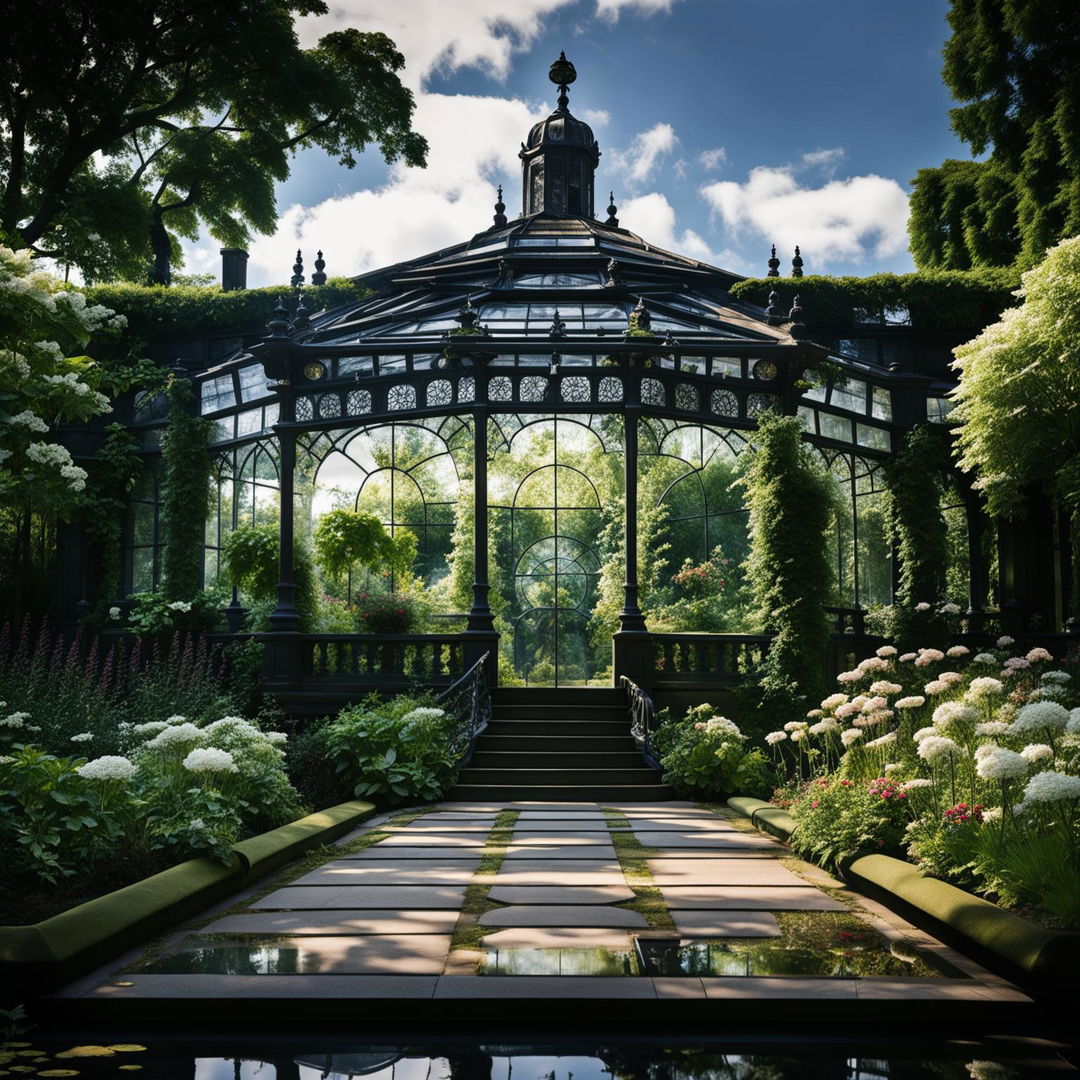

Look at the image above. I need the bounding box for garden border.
[725,796,1080,981]
[0,799,375,1000]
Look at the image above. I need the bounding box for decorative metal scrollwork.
[458,376,475,403]
[388,384,417,411]
[747,392,780,417]
[346,389,371,415]
[519,376,548,402]
[641,378,665,407]
[674,383,699,412]
[560,376,590,403]
[295,396,314,422]
[317,393,341,419]
[427,379,453,408]
[598,376,623,403]
[711,388,738,417]
[489,376,512,401]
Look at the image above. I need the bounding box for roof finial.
[765,289,783,326]
[631,295,652,333]
[549,50,576,111]
[788,294,806,339]
[605,191,619,228]
[549,307,567,339]
[493,185,507,229]
[767,244,780,277]
[311,250,327,286]
[604,256,623,288]
[293,292,310,331]
[791,245,804,278]
[290,249,304,287]
[266,296,290,338]
[456,294,478,331]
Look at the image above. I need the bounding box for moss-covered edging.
[726,796,1080,979]
[0,799,375,1000]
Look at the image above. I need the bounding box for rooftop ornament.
[765,288,784,326]
[311,250,327,286]
[493,185,508,228]
[605,256,623,288]
[767,244,781,277]
[792,245,804,278]
[290,249,304,288]
[788,294,807,339]
[292,292,310,331]
[456,295,479,331]
[549,50,577,111]
[606,192,619,228]
[266,296,291,338]
[631,295,652,333]
[549,308,567,339]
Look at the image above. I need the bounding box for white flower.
[132,720,170,736]
[946,644,969,657]
[8,410,49,432]
[939,671,963,685]
[182,747,238,773]
[915,602,931,612]
[190,818,206,830]
[809,718,839,736]
[783,720,809,732]
[982,807,1003,824]
[69,732,93,743]
[884,762,902,774]
[917,735,962,762]
[940,603,962,616]
[923,680,949,696]
[821,693,849,710]
[975,745,1029,780]
[765,731,788,745]
[1020,743,1053,764]
[60,463,87,491]
[965,677,1004,701]
[1067,708,1080,735]
[1,711,31,728]
[996,635,1015,647]
[806,708,823,719]
[858,656,890,673]
[973,652,998,665]
[25,441,72,467]
[837,669,861,684]
[835,702,861,719]
[876,646,898,658]
[165,714,188,725]
[1029,685,1068,701]
[790,729,805,742]
[1026,647,1053,663]
[1012,701,1069,734]
[146,722,203,749]
[1004,656,1031,670]
[167,600,192,613]
[900,778,933,791]
[865,731,898,749]
[895,696,926,710]
[932,701,980,731]
[899,652,918,663]
[975,721,1011,737]
[108,605,122,619]
[77,755,136,780]
[869,680,903,695]
[266,731,288,745]
[401,706,446,724]
[841,728,864,748]
[1041,670,1070,685]
[860,696,889,713]
[702,716,743,738]
[1021,771,1080,803]
[913,726,936,742]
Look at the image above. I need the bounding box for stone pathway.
[51,800,1033,1012]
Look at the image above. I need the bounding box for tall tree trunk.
[149,204,171,285]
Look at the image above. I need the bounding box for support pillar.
[613,403,651,687]
[464,385,498,682]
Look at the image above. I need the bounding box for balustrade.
[651,633,771,684]
[303,633,464,683]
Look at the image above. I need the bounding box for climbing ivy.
[740,413,836,706]
[159,375,212,601]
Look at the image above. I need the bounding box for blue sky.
[182,0,968,287]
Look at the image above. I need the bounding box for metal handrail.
[620,674,660,768]
[435,651,492,765]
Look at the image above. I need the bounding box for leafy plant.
[126,589,224,637]
[313,508,415,582]
[353,590,419,633]
[219,524,318,631]
[656,706,770,799]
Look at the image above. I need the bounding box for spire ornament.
[765,289,783,326]
[604,257,623,288]
[292,292,310,331]
[266,296,290,338]
[767,244,780,277]
[787,295,806,339]
[493,185,507,228]
[549,308,567,339]
[311,250,327,286]
[606,192,619,228]
[290,250,304,287]
[791,245,804,278]
[549,50,577,111]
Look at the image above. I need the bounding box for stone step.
[455,766,661,785]
[492,704,629,722]
[444,783,676,801]
[479,734,637,753]
[469,750,646,769]
[493,688,625,705]
[486,720,629,736]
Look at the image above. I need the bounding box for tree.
[2,2,427,283]
[909,0,1080,270]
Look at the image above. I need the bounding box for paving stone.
[435,803,511,812]
[502,845,618,860]
[202,910,461,936]
[509,802,601,809]
[342,847,485,860]
[659,886,847,911]
[382,824,495,833]
[653,977,708,999]
[290,862,478,886]
[83,975,440,999]
[374,833,489,847]
[515,811,609,821]
[853,978,1021,1001]
[647,858,808,887]
[250,886,468,910]
[492,819,616,831]
[700,976,859,1000]
[431,976,656,999]
[479,906,648,928]
[490,860,626,886]
[483,927,632,949]
[630,830,777,850]
[672,911,782,938]
[625,818,739,832]
[488,885,635,905]
[509,832,614,844]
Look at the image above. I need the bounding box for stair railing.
[620,674,660,768]
[436,650,492,767]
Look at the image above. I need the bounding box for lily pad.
[54,1049,114,1060]
[39,1072,80,1077]
[118,1067,142,1072]
[105,1048,145,1054]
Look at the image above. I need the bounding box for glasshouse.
[3,34,1080,1041]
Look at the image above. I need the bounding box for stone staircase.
[446,687,673,801]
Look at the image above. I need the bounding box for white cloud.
[620,192,716,264]
[700,164,910,268]
[295,0,578,88]
[582,108,611,126]
[610,123,679,187]
[596,0,679,20]
[800,147,845,175]
[698,147,727,171]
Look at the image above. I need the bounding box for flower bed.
[756,631,1080,928]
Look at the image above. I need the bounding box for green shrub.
[657,705,770,799]
[318,693,459,806]
[354,591,420,633]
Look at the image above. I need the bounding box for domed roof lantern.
[520,52,600,219]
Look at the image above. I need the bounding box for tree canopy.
[909,0,1080,271]
[2,2,427,284]
[951,236,1080,518]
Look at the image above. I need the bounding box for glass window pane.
[856,423,890,451]
[337,355,373,377]
[871,386,892,421]
[237,365,272,402]
[200,374,235,413]
[830,379,866,414]
[819,412,852,442]
[711,356,743,379]
[927,396,956,423]
[236,409,262,437]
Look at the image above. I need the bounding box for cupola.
[519,52,600,218]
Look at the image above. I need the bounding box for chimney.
[220,248,249,291]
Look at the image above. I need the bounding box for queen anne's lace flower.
[837,670,860,684]
[900,778,933,791]
[1020,743,1053,764]
[865,731,898,749]
[965,677,1004,701]
[808,718,839,736]
[896,696,926,710]
[940,603,962,616]
[182,747,238,773]
[939,671,963,685]
[975,721,1011,737]
[869,681,903,696]
[946,645,969,657]
[858,657,890,674]
[1026,647,1053,663]
[70,732,93,742]
[876,646,898,658]
[820,693,848,710]
[765,731,787,745]
[973,653,997,665]
[1012,701,1069,734]
[913,726,936,742]
[917,735,961,762]
[899,652,918,663]
[146,722,203,749]
[1067,708,1080,735]
[932,701,980,731]
[1021,770,1080,803]
[402,706,447,725]
[915,602,931,612]
[840,728,864,748]
[923,680,949,696]
[783,720,808,732]
[996,635,1015,647]
[974,745,1028,780]
[1041,670,1070,685]
[77,755,136,780]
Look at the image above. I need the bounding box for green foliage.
[318,694,459,806]
[353,590,420,633]
[906,0,1080,271]
[126,590,224,637]
[85,279,369,338]
[788,776,913,871]
[219,524,318,631]
[741,412,835,705]
[952,237,1080,524]
[728,270,1019,330]
[657,707,770,799]
[159,376,212,601]
[313,508,415,582]
[883,425,953,648]
[3,5,426,281]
